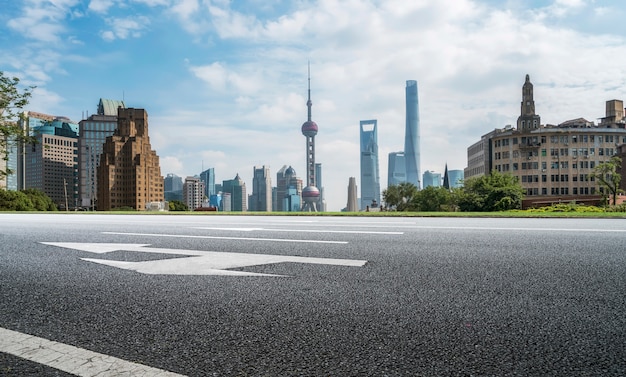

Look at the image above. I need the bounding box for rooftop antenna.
[307,61,312,122]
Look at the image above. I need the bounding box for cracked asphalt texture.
[1,214,625,376]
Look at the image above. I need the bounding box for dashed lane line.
[102,232,349,243]
[0,327,185,376]
[192,227,404,235]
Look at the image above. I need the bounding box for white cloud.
[100,16,151,41]
[189,62,228,90]
[6,0,81,42]
[159,155,185,177]
[88,0,118,14]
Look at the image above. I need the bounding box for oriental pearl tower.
[301,64,320,212]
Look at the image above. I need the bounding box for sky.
[2,0,626,211]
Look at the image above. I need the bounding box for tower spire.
[307,62,312,122]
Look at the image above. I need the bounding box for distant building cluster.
[356,79,462,211]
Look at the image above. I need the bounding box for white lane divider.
[192,227,404,235]
[101,232,348,244]
[0,327,185,376]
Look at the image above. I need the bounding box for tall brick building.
[97,108,163,210]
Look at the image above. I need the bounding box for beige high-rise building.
[346,177,358,212]
[97,108,163,210]
[466,75,626,207]
[183,176,204,210]
[26,133,78,209]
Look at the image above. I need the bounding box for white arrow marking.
[41,243,367,277]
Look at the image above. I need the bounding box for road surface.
[1,214,625,376]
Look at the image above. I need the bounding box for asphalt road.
[1,214,625,376]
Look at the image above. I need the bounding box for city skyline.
[2,1,626,210]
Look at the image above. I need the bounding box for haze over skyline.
[2,0,626,210]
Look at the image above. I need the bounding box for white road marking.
[411,226,626,232]
[101,232,348,244]
[193,227,404,235]
[0,327,185,377]
[41,243,368,277]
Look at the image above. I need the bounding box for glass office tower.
[360,119,380,210]
[388,151,406,187]
[405,80,421,188]
[200,168,216,199]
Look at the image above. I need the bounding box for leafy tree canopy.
[0,188,57,211]
[593,156,622,205]
[1,71,35,179]
[410,186,453,212]
[458,170,524,211]
[383,182,418,211]
[169,200,189,211]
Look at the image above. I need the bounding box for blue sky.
[2,0,626,210]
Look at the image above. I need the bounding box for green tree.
[593,156,622,205]
[0,189,31,210]
[383,182,418,211]
[458,170,524,211]
[169,200,189,211]
[1,71,35,180]
[0,188,56,211]
[22,188,57,211]
[411,186,452,211]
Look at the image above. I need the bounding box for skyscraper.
[199,167,215,199]
[26,133,78,210]
[387,151,406,187]
[9,111,56,191]
[422,171,441,188]
[97,107,164,210]
[164,173,183,202]
[448,170,464,188]
[183,176,204,210]
[275,165,302,212]
[405,80,420,188]
[301,64,320,211]
[249,165,272,212]
[78,98,124,209]
[16,113,80,208]
[360,119,380,210]
[222,173,246,211]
